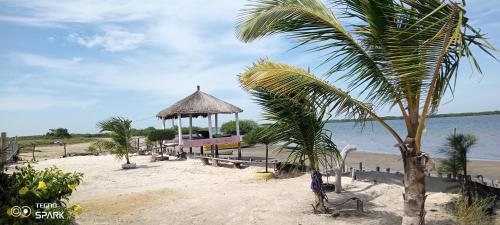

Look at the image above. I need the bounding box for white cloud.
[9,52,83,69]
[0,94,96,111]
[68,30,144,52]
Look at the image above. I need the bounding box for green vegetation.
[1,164,83,224]
[329,110,500,123]
[220,120,258,135]
[237,0,494,222]
[46,128,71,138]
[147,129,176,158]
[171,126,207,135]
[97,117,134,166]
[243,125,277,173]
[250,88,339,213]
[453,193,495,225]
[17,132,107,152]
[87,139,115,156]
[438,133,477,180]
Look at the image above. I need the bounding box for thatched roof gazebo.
[156,86,244,158]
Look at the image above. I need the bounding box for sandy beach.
[29,155,461,225]
[19,142,500,180]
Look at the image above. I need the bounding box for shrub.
[46,128,71,138]
[453,193,495,225]
[147,129,176,143]
[0,165,84,224]
[87,139,114,155]
[220,120,258,135]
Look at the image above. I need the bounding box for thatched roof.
[156,86,243,119]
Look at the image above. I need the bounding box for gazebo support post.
[208,114,216,165]
[189,114,193,154]
[177,114,182,154]
[235,112,241,160]
[162,118,166,129]
[215,113,219,158]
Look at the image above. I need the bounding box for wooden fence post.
[359,162,362,172]
[1,132,6,167]
[32,144,36,161]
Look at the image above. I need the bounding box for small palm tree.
[250,88,339,213]
[439,133,477,204]
[243,126,277,173]
[237,0,495,223]
[97,117,134,167]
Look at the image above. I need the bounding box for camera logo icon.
[11,206,31,217]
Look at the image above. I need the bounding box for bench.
[195,156,250,168]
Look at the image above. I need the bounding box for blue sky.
[0,0,498,136]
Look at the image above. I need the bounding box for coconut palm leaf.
[97,117,133,163]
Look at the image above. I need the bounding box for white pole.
[189,115,193,140]
[162,118,166,129]
[177,114,182,144]
[235,112,240,138]
[208,114,213,139]
[214,113,218,135]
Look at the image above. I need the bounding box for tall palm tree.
[250,88,339,213]
[236,0,495,224]
[97,117,134,166]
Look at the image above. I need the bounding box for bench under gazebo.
[156,86,244,159]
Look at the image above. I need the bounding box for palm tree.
[97,117,134,167]
[439,133,477,204]
[250,88,339,213]
[243,126,277,173]
[236,0,495,224]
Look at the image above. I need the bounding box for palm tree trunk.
[125,146,130,164]
[314,191,328,213]
[401,153,426,225]
[335,168,342,193]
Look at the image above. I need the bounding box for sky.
[0,0,498,136]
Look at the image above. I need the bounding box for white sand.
[29,155,458,225]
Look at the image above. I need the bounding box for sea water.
[326,114,500,161]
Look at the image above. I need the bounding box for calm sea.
[326,114,500,161]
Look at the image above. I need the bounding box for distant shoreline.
[353,149,500,162]
[328,110,500,123]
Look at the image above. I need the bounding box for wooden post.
[63,143,67,157]
[386,168,390,173]
[351,169,356,181]
[359,162,362,171]
[189,114,193,154]
[200,146,204,155]
[376,166,380,172]
[235,112,241,160]
[32,144,36,161]
[1,132,6,165]
[136,137,140,154]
